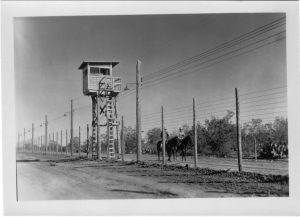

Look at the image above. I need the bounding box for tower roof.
[78,61,119,70]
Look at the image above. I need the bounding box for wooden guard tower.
[78,61,121,160]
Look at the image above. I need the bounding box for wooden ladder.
[106,97,115,159]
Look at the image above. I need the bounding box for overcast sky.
[14,13,287,140]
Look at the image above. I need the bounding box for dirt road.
[17,153,288,200]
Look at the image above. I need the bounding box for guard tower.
[78,61,121,160]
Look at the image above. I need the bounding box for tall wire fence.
[16,16,288,174]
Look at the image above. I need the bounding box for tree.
[242,117,288,159]
[124,126,136,154]
[270,117,288,158]
[242,118,263,154]
[203,110,236,157]
[145,127,161,154]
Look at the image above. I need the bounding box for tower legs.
[91,93,119,160]
[91,95,98,160]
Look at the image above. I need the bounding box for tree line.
[55,110,288,160]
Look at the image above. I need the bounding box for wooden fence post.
[60,130,63,155]
[193,98,198,168]
[254,136,257,161]
[136,60,142,162]
[56,131,58,156]
[162,106,165,165]
[235,88,243,172]
[45,115,48,155]
[86,124,89,158]
[79,126,81,157]
[121,116,125,162]
[66,129,68,154]
[31,123,34,153]
[70,99,73,156]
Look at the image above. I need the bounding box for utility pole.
[115,98,121,157]
[49,134,51,154]
[86,124,89,158]
[17,133,20,153]
[52,132,54,154]
[235,88,243,172]
[254,136,257,161]
[121,116,125,162]
[31,123,34,153]
[56,131,58,156]
[66,129,68,154]
[161,106,165,165]
[45,115,48,155]
[23,128,25,152]
[60,130,63,155]
[79,126,81,157]
[96,95,101,160]
[70,99,73,156]
[136,60,142,162]
[193,98,198,168]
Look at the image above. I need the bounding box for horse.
[157,136,180,161]
[177,135,193,161]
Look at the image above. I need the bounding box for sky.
[14,13,287,142]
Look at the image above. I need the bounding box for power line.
[142,16,285,81]
[239,85,287,96]
[118,26,286,100]
[141,32,285,88]
[143,22,285,83]
[240,91,286,102]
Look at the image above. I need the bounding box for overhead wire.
[117,18,286,100]
[142,17,285,81]
[141,32,286,89]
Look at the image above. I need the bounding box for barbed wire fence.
[16,16,287,173]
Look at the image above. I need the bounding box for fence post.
[31,123,34,153]
[23,128,25,152]
[193,98,198,168]
[87,124,89,158]
[235,88,243,172]
[70,99,73,156]
[161,106,165,165]
[17,133,20,153]
[66,129,68,154]
[254,136,257,161]
[79,126,81,157]
[136,60,142,162]
[52,133,55,155]
[49,134,51,154]
[56,131,58,156]
[96,96,101,160]
[60,130,63,155]
[45,115,48,155]
[121,116,125,162]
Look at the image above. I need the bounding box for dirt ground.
[16,152,288,200]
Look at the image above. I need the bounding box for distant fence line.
[17,86,287,172]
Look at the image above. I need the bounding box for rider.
[178,127,185,142]
[160,128,169,142]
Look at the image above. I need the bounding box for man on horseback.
[178,128,185,143]
[160,128,169,143]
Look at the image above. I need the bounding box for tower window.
[90,67,100,74]
[101,68,110,75]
